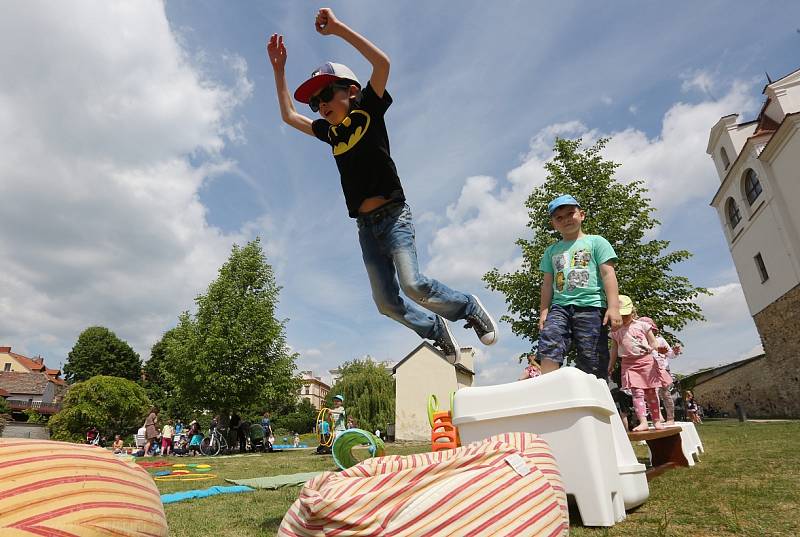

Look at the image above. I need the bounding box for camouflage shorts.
[537,304,610,379]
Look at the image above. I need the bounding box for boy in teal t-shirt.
[537,195,622,379]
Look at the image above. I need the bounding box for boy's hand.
[538,310,548,332]
[604,308,622,330]
[267,33,287,71]
[315,8,343,35]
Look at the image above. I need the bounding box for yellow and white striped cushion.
[280,432,568,536]
[0,438,168,537]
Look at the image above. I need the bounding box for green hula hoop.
[331,428,385,470]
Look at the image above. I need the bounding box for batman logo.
[330,110,370,156]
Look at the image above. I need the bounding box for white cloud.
[0,2,257,364]
[424,81,758,286]
[694,283,751,327]
[681,69,716,95]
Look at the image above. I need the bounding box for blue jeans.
[537,304,609,379]
[357,203,475,340]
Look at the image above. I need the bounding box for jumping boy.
[266,8,497,362]
[537,195,622,379]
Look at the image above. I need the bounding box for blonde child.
[639,317,679,426]
[519,354,542,380]
[608,296,670,431]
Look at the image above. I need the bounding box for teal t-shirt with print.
[539,234,617,308]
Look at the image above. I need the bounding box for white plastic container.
[675,421,703,458]
[452,367,649,527]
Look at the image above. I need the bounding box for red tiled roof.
[7,352,46,372]
[0,388,9,397]
[1,347,60,375]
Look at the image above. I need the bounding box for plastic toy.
[427,393,460,452]
[331,428,385,470]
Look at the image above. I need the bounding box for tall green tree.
[162,238,299,419]
[49,375,150,443]
[485,138,709,352]
[63,326,142,383]
[273,398,317,434]
[142,330,195,421]
[326,359,395,433]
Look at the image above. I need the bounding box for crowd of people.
[99,408,279,457]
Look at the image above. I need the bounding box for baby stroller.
[249,422,272,452]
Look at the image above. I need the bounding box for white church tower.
[706,67,800,417]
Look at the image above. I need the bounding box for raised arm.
[267,34,314,137]
[315,8,390,97]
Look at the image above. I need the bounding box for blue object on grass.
[271,444,308,449]
[160,485,254,505]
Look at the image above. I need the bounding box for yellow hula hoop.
[317,407,335,447]
[154,473,218,481]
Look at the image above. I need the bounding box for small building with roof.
[393,343,475,441]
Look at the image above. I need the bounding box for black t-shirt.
[312,82,405,218]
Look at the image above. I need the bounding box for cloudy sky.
[1,1,798,385]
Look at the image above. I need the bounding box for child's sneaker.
[433,316,461,364]
[464,295,498,345]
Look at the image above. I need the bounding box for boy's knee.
[400,278,430,303]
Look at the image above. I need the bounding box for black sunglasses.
[309,83,349,112]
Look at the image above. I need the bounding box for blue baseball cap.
[547,194,581,215]
[333,394,344,402]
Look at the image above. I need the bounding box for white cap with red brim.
[294,62,360,104]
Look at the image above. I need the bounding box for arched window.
[720,147,731,170]
[726,198,741,229]
[744,169,762,205]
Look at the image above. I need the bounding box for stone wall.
[1,422,50,440]
[693,283,800,418]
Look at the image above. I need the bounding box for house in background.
[0,346,64,384]
[0,371,66,416]
[298,371,330,410]
[393,343,475,441]
[706,67,800,417]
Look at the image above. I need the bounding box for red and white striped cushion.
[280,432,568,536]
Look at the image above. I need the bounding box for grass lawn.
[151,421,799,536]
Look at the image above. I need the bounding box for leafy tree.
[142,330,195,421]
[485,138,709,355]
[63,326,142,383]
[162,239,300,421]
[24,409,46,424]
[273,398,317,434]
[49,376,151,443]
[0,398,10,436]
[325,359,395,432]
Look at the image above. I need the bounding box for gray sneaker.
[464,295,498,345]
[433,316,461,364]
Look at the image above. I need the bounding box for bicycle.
[199,427,228,456]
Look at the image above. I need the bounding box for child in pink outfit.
[519,354,542,381]
[639,316,679,426]
[608,296,670,431]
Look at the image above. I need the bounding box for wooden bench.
[627,427,690,480]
